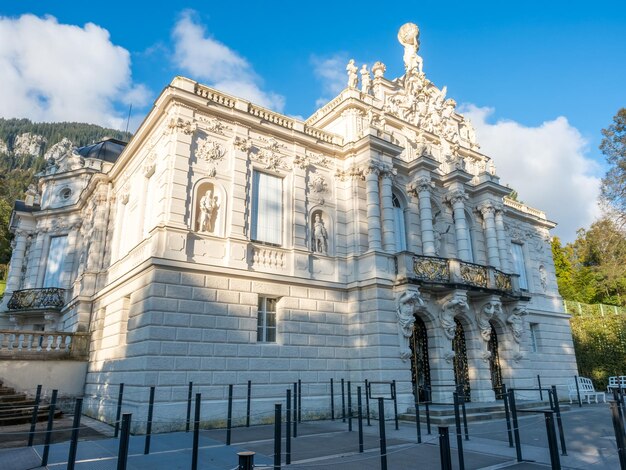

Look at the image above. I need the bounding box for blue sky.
[1,1,625,241]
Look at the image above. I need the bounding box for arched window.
[392,193,407,252]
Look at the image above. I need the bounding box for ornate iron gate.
[410,317,431,402]
[452,318,471,401]
[488,323,504,399]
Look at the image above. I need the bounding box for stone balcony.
[6,288,67,312]
[396,253,523,298]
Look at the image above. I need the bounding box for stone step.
[0,409,62,427]
[0,387,17,395]
[0,404,44,418]
[0,393,32,402]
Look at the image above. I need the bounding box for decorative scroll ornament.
[167,117,196,135]
[294,151,333,170]
[196,138,224,176]
[308,174,329,205]
[396,289,426,361]
[445,189,468,206]
[476,297,502,342]
[233,137,252,152]
[197,115,227,135]
[143,153,156,177]
[408,176,434,197]
[440,291,468,340]
[507,305,528,344]
[254,137,290,171]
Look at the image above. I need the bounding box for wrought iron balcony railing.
[7,288,67,311]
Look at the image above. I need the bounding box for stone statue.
[507,305,527,344]
[539,265,548,292]
[312,213,329,255]
[346,59,358,89]
[440,291,468,340]
[396,290,426,361]
[476,298,502,342]
[360,64,371,94]
[199,190,219,233]
[397,23,423,73]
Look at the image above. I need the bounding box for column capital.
[408,176,434,197]
[445,188,468,206]
[477,201,497,217]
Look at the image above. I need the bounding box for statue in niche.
[360,64,371,94]
[397,23,423,73]
[346,59,358,89]
[396,290,426,361]
[198,189,220,233]
[312,213,329,255]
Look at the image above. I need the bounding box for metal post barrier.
[574,375,582,408]
[144,386,155,455]
[502,384,514,447]
[426,386,432,435]
[117,413,132,470]
[392,379,399,431]
[538,375,543,400]
[377,397,388,470]
[298,379,302,423]
[365,379,371,426]
[246,380,252,427]
[544,411,561,470]
[439,426,453,470]
[27,384,42,446]
[227,384,233,446]
[293,383,297,438]
[286,389,291,465]
[509,389,522,462]
[548,387,554,410]
[610,401,626,470]
[551,386,567,456]
[274,403,282,470]
[348,380,353,431]
[330,378,335,420]
[341,378,346,423]
[67,397,83,470]
[41,389,58,467]
[186,381,193,433]
[414,385,422,444]
[238,451,255,470]
[453,392,465,470]
[460,392,469,440]
[192,393,201,470]
[114,383,124,438]
[357,386,364,453]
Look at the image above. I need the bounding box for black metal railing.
[459,261,489,288]
[413,255,450,282]
[7,288,66,311]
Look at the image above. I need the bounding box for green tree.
[552,236,577,300]
[600,108,626,217]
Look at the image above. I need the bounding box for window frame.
[392,193,407,252]
[251,170,283,246]
[510,242,528,290]
[529,323,539,353]
[257,296,278,343]
[42,235,68,288]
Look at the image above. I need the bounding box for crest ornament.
[308,174,329,205]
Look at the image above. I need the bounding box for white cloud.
[0,14,149,130]
[461,105,602,242]
[172,11,284,112]
[311,54,349,107]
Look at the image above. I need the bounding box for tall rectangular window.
[251,171,282,245]
[43,235,68,287]
[257,297,277,343]
[529,323,539,352]
[510,242,528,290]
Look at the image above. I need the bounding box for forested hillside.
[0,118,132,268]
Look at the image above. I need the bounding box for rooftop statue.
[398,22,423,73]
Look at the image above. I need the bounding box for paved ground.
[0,402,621,469]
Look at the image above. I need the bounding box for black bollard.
[453,392,465,470]
[551,386,567,456]
[392,380,399,431]
[365,379,371,426]
[114,383,124,438]
[425,386,432,435]
[537,375,543,401]
[509,389,522,462]
[67,397,83,470]
[274,403,282,470]
[186,381,193,433]
[460,392,469,441]
[192,393,201,470]
[574,375,582,408]
[227,384,233,446]
[348,380,353,432]
[377,398,388,470]
[357,386,364,453]
[414,384,422,444]
[246,380,252,427]
[144,386,155,455]
[238,451,255,470]
[298,379,302,423]
[439,426,453,470]
[117,413,132,470]
[27,384,42,446]
[610,401,626,470]
[502,384,514,447]
[286,389,291,465]
[41,389,58,467]
[293,382,297,438]
[330,378,335,420]
[341,378,346,423]
[544,411,561,470]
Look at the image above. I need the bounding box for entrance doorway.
[410,317,431,402]
[452,318,471,401]
[488,323,504,399]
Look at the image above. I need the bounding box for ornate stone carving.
[196,138,225,176]
[254,138,290,171]
[396,289,426,361]
[539,265,548,292]
[408,176,434,198]
[308,174,329,205]
[143,153,156,177]
[440,291,468,340]
[360,64,371,94]
[294,151,333,170]
[233,137,252,152]
[507,305,527,344]
[346,59,358,89]
[476,297,502,342]
[167,117,196,135]
[398,23,423,73]
[312,213,329,255]
[445,189,468,206]
[372,61,386,78]
[197,115,227,134]
[198,189,220,233]
[477,202,496,218]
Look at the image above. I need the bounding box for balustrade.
[0,330,89,359]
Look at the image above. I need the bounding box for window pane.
[267,298,277,312]
[266,312,276,327]
[252,171,282,244]
[511,243,528,289]
[43,236,68,287]
[394,206,407,252]
[257,327,264,341]
[266,327,276,343]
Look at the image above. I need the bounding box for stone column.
[446,189,471,262]
[410,176,436,256]
[478,202,501,268]
[364,164,382,250]
[380,168,396,252]
[494,205,511,272]
[2,231,28,305]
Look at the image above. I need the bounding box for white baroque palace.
[1,24,577,418]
